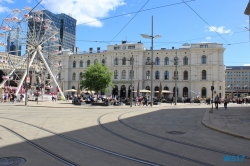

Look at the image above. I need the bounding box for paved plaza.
[0,101,249,166]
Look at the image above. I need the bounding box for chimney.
[97,47,100,53]
[89,47,93,53]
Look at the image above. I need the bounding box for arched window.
[80,60,83,67]
[130,57,134,65]
[183,70,188,80]
[145,86,150,90]
[73,61,76,68]
[164,86,169,90]
[87,60,90,67]
[94,59,98,64]
[114,58,118,65]
[202,70,206,80]
[174,71,178,80]
[155,71,160,80]
[183,87,188,97]
[201,87,206,98]
[183,56,188,65]
[146,57,151,65]
[114,70,118,79]
[155,86,159,91]
[146,71,150,80]
[164,57,169,65]
[164,70,169,80]
[202,55,206,64]
[72,86,75,89]
[72,72,76,80]
[122,70,126,79]
[79,72,82,79]
[122,57,126,65]
[129,70,134,79]
[102,59,106,65]
[155,57,160,65]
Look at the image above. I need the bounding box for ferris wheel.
[0,7,64,99]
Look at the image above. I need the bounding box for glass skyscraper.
[28,10,76,52]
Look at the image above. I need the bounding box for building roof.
[244,1,250,15]
[226,66,250,70]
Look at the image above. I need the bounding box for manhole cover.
[166,131,186,135]
[0,157,26,166]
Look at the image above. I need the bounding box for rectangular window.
[114,47,120,50]
[128,45,135,49]
[200,45,208,48]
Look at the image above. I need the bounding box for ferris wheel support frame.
[37,49,65,100]
[0,52,29,89]
[15,50,37,96]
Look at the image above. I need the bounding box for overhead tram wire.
[82,0,195,25]
[181,0,230,45]
[76,30,249,45]
[109,0,150,43]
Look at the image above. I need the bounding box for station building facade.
[55,42,226,99]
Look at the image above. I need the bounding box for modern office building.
[225,66,250,98]
[28,10,77,53]
[51,42,226,99]
[6,28,22,56]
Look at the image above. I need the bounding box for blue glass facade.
[28,10,76,52]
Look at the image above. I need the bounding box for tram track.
[0,117,161,166]
[118,111,250,160]
[97,113,215,166]
[0,124,79,166]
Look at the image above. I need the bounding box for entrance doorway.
[120,85,126,98]
[112,85,118,97]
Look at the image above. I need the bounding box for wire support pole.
[175,49,178,105]
[150,15,154,107]
[130,54,134,107]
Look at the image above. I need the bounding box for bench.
[92,102,111,106]
[153,102,161,105]
[74,102,86,105]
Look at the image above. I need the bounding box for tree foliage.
[80,62,113,93]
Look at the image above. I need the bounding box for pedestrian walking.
[214,94,219,109]
[171,97,174,105]
[224,97,228,109]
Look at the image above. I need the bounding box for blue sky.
[0,0,249,66]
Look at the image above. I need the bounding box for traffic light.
[211,86,214,91]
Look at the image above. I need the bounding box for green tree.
[80,62,113,95]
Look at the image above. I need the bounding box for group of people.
[0,92,24,103]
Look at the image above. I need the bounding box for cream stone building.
[54,42,225,99]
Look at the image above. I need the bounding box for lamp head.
[140,34,151,38]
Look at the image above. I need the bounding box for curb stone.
[201,109,250,140]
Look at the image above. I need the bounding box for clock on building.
[122,46,126,50]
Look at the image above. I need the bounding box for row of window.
[114,70,207,80]
[71,70,208,80]
[72,55,208,68]
[73,59,105,68]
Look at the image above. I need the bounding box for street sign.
[26,76,30,83]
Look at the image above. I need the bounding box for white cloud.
[41,0,126,27]
[206,26,231,34]
[206,36,211,40]
[0,0,13,13]
[243,64,250,66]
[122,12,131,17]
[27,0,31,3]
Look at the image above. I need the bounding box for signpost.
[210,81,214,113]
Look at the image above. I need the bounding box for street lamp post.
[141,15,161,107]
